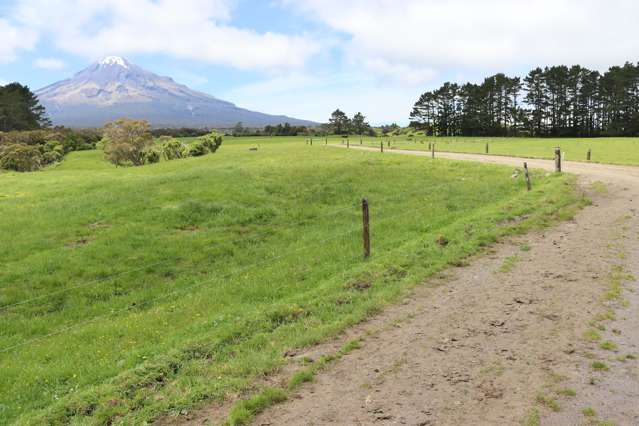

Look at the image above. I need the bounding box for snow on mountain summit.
[98,56,129,68]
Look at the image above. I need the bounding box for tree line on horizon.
[409,62,639,137]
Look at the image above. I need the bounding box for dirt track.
[251,147,639,425]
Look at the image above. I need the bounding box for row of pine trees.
[409,62,639,137]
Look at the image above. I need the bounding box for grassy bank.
[0,138,583,424]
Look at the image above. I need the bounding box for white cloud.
[284,0,639,78]
[0,18,38,63]
[225,71,416,125]
[34,57,66,70]
[12,0,321,70]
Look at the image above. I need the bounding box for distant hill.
[35,56,316,128]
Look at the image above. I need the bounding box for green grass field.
[348,136,639,166]
[0,137,583,424]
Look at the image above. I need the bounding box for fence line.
[1,179,459,313]
[0,194,457,354]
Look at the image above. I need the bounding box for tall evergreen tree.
[410,61,639,137]
[0,83,50,131]
[328,109,351,134]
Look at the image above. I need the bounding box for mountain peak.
[98,56,130,68]
[36,58,316,128]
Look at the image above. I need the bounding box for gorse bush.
[200,132,223,153]
[159,131,223,161]
[160,137,188,160]
[103,118,153,167]
[145,148,161,164]
[0,128,101,172]
[188,140,209,157]
[0,143,43,171]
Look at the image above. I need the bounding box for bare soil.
[181,148,639,425]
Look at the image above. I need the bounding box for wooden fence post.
[554,147,562,172]
[523,162,532,191]
[362,198,370,259]
[428,142,431,151]
[485,143,489,154]
[325,137,328,145]
[431,143,435,158]
[587,149,591,161]
[310,138,313,146]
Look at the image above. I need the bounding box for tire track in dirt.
[248,147,639,425]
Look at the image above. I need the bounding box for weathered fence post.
[431,143,435,158]
[523,162,532,191]
[428,142,431,151]
[380,141,384,153]
[554,147,562,172]
[360,136,363,145]
[362,198,370,259]
[587,149,591,161]
[310,138,313,146]
[347,138,350,148]
[485,143,489,154]
[325,137,328,145]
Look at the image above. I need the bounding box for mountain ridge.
[36,57,316,128]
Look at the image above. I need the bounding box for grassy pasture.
[349,135,639,166]
[0,137,582,424]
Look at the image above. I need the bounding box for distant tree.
[232,122,245,136]
[328,109,350,134]
[103,118,153,166]
[380,123,400,135]
[0,83,50,131]
[410,60,639,137]
[351,112,370,136]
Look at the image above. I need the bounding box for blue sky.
[1,0,638,125]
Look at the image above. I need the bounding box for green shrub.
[200,132,223,153]
[95,138,107,150]
[145,148,161,164]
[42,150,63,165]
[103,118,153,167]
[160,137,187,160]
[188,140,209,157]
[0,143,43,171]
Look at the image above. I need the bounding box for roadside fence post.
[555,147,562,173]
[362,198,370,259]
[524,162,532,191]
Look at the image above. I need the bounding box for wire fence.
[0,190,454,354]
[1,142,539,355]
[0,178,456,314]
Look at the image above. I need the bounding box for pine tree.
[0,83,50,131]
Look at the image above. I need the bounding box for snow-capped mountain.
[36,56,315,128]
